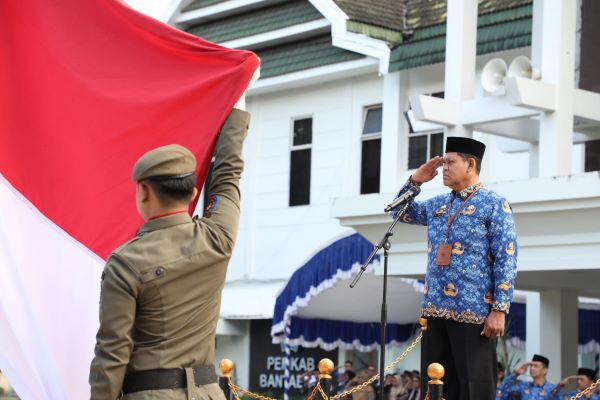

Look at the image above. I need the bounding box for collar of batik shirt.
[454,181,483,200]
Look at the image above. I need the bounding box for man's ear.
[467,157,476,173]
[138,181,151,202]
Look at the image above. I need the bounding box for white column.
[530,0,544,68]
[381,71,407,193]
[528,143,539,178]
[534,0,577,177]
[214,320,251,388]
[539,289,578,383]
[525,291,541,361]
[443,0,478,138]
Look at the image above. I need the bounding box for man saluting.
[390,137,518,399]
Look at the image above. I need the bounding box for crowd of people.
[299,356,599,400]
[496,354,599,399]
[317,361,424,400]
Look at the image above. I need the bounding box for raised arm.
[390,156,444,226]
[200,108,250,255]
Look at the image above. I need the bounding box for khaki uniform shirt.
[89,109,251,400]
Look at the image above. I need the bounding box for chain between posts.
[228,378,278,400]
[570,378,600,399]
[330,331,423,400]
[308,381,329,400]
[224,330,423,400]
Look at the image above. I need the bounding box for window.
[585,139,600,172]
[289,118,312,206]
[360,106,382,194]
[405,92,444,169]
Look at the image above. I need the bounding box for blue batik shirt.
[392,180,517,324]
[497,374,556,399]
[550,388,600,400]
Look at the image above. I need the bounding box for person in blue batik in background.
[551,368,599,399]
[391,137,517,400]
[497,355,556,399]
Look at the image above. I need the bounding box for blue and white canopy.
[271,232,423,352]
[503,303,600,353]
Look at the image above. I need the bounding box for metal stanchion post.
[219,359,235,400]
[318,358,335,400]
[426,363,444,400]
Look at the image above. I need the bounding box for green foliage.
[497,317,521,375]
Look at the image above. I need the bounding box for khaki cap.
[132,144,196,181]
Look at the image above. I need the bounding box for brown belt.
[122,365,218,394]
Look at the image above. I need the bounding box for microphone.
[384,185,421,213]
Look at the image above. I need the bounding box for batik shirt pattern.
[497,374,556,399]
[392,180,517,324]
[551,389,600,400]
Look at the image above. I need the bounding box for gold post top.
[318,358,335,379]
[219,359,235,377]
[419,318,428,331]
[427,363,445,383]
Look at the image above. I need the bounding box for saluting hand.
[558,375,578,387]
[513,362,532,375]
[411,156,444,184]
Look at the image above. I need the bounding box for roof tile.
[187,1,323,43]
[256,34,364,78]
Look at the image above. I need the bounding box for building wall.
[227,50,584,284]
[228,74,385,282]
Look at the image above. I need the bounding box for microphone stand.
[350,201,411,400]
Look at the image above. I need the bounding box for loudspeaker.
[481,58,508,93]
[508,56,541,80]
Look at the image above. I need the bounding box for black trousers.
[420,318,497,400]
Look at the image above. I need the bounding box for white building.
[169,0,600,388]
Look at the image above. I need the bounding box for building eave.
[248,57,378,96]
[310,0,391,75]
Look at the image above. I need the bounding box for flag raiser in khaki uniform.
[89,109,251,399]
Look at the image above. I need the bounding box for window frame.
[289,115,313,207]
[360,104,383,194]
[405,92,445,169]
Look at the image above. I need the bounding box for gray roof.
[333,0,407,32]
[187,1,323,44]
[182,0,228,13]
[332,0,532,43]
[256,34,364,78]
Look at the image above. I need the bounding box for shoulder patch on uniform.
[204,194,219,218]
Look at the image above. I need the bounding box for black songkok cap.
[532,354,550,368]
[578,368,596,381]
[445,137,486,159]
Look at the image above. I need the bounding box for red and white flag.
[0,1,259,398]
